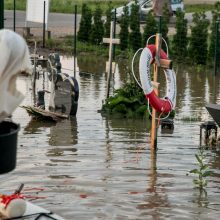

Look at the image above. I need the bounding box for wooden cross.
[103,21,120,99]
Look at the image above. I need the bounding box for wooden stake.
[150,33,162,149]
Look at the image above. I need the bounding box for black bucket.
[0,121,20,174]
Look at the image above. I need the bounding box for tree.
[90,5,104,45]
[189,12,210,65]
[119,5,129,50]
[172,9,188,61]
[209,2,220,60]
[78,4,92,42]
[142,10,157,46]
[129,1,142,52]
[153,0,172,16]
[104,2,113,37]
[160,4,170,51]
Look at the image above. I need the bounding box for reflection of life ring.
[139,44,176,113]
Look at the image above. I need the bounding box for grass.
[5,0,127,14]
[185,4,215,13]
[6,0,215,14]
[45,35,110,56]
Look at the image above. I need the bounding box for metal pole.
[13,0,16,31]
[150,16,162,149]
[112,8,116,61]
[106,21,114,99]
[43,1,46,48]
[214,21,219,76]
[0,0,4,29]
[74,5,77,78]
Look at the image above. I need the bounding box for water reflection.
[137,150,171,219]
[78,54,106,74]
[192,189,209,208]
[48,117,78,146]
[9,55,220,219]
[24,119,55,134]
[46,117,78,165]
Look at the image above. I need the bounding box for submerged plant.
[100,81,148,118]
[189,147,213,189]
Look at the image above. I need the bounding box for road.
[4,10,81,28]
[3,10,212,35]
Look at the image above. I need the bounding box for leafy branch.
[189,147,213,189]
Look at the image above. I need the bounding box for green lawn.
[185,4,215,13]
[5,0,127,14]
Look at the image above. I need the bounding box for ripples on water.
[1,56,220,219]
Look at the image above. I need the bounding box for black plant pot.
[0,121,20,174]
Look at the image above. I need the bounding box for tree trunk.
[153,0,172,16]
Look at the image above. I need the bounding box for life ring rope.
[131,48,143,89]
[146,35,169,57]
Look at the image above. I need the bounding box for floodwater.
[1,55,220,220]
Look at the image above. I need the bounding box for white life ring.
[139,44,176,113]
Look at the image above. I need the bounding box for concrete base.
[23,27,51,40]
[23,27,32,39]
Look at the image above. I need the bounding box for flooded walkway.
[1,56,220,219]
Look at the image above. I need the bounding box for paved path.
[3,10,212,38]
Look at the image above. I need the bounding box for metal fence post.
[214,21,219,76]
[0,0,4,29]
[43,1,46,48]
[74,5,77,78]
[13,0,16,31]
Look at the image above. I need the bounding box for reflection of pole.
[0,0,4,29]
[74,5,77,78]
[151,17,162,149]
[43,1,46,48]
[214,21,219,76]
[149,148,157,190]
[13,0,16,31]
[32,41,37,105]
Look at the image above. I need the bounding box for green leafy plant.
[189,147,213,189]
[100,81,148,118]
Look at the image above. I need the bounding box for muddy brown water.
[1,55,220,219]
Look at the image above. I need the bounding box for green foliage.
[119,5,129,50]
[161,4,170,50]
[185,4,214,14]
[5,0,127,14]
[172,9,188,61]
[104,2,113,37]
[189,147,213,189]
[188,12,210,65]
[90,5,104,45]
[129,1,142,52]
[78,4,92,42]
[101,82,148,118]
[142,10,158,46]
[208,2,220,60]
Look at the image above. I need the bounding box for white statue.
[0,29,32,122]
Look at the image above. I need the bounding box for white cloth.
[0,29,32,122]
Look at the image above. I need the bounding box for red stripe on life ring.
[146,92,172,113]
[148,44,168,60]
